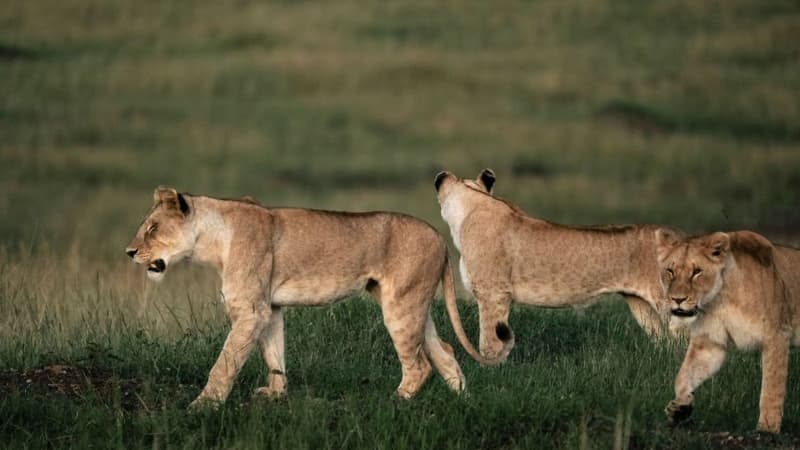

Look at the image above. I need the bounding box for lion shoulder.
[719,232,795,331]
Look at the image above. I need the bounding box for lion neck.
[186,196,233,272]
[440,187,492,250]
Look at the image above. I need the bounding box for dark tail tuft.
[495,322,512,342]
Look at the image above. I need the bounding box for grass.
[3,292,799,449]
[1,0,799,448]
[1,249,799,449]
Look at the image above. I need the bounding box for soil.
[0,364,188,411]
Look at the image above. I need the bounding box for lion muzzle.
[670,308,698,318]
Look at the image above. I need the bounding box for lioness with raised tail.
[125,187,501,408]
[435,169,679,363]
[656,229,800,433]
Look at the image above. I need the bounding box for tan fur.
[435,170,679,362]
[125,187,497,407]
[656,229,800,433]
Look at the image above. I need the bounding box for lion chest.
[724,316,763,350]
[459,258,471,292]
[700,306,764,350]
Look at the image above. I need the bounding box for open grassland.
[3,257,800,449]
[1,0,800,448]
[3,279,800,449]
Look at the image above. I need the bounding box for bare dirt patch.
[704,431,800,450]
[0,364,144,411]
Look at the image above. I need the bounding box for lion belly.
[271,277,366,306]
[512,282,616,308]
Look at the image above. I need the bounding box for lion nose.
[672,296,688,305]
[126,248,138,259]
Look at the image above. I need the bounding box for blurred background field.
[1,0,799,448]
[3,0,800,255]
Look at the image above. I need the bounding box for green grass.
[1,0,800,448]
[3,296,799,449]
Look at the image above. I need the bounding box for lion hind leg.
[381,290,432,399]
[423,313,465,393]
[255,306,287,399]
[623,294,668,339]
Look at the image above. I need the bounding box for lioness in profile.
[656,229,800,433]
[126,187,500,408]
[435,169,679,362]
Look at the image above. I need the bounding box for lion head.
[434,168,495,198]
[655,229,773,328]
[125,187,195,281]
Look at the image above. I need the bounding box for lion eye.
[692,268,702,277]
[665,268,674,279]
[146,223,158,235]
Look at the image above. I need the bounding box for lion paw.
[665,400,693,426]
[254,386,287,400]
[756,418,781,434]
[395,388,415,400]
[188,396,222,412]
[444,376,466,393]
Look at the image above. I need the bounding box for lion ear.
[177,193,190,215]
[654,228,680,260]
[704,232,731,261]
[154,186,190,216]
[434,171,454,192]
[477,168,496,194]
[153,186,173,205]
[730,231,773,267]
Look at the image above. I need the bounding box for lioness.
[435,169,678,362]
[126,187,500,407]
[656,229,800,433]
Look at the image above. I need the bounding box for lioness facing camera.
[126,187,500,408]
[656,229,800,433]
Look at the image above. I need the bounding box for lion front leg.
[757,335,790,433]
[255,306,287,399]
[189,299,269,410]
[666,335,726,426]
